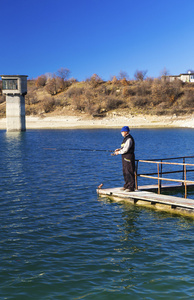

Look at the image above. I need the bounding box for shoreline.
[0,114,194,129]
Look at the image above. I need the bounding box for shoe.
[120,187,126,191]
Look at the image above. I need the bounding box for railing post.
[184,164,187,198]
[135,160,139,190]
[157,163,161,194]
[182,157,185,186]
[160,159,163,191]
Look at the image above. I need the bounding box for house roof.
[179,73,194,76]
[167,73,194,77]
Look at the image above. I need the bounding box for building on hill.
[163,71,194,83]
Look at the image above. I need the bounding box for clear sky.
[1,0,194,81]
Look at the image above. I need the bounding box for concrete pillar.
[6,94,26,131]
[1,75,28,132]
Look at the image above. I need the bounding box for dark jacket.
[121,134,135,156]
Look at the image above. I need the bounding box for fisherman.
[114,126,135,192]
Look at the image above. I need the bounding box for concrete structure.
[1,75,28,131]
[165,71,194,83]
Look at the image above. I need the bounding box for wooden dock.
[97,185,194,216]
[97,155,194,216]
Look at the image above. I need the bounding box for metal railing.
[135,155,194,198]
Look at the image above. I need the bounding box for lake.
[0,128,194,300]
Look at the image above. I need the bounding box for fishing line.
[43,147,115,154]
[65,148,114,152]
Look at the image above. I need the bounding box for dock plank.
[97,187,194,214]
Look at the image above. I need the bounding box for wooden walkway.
[97,185,194,216]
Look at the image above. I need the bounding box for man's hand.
[111,148,121,156]
[114,150,120,155]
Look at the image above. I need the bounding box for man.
[114,126,135,192]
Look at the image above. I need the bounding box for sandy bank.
[0,114,194,130]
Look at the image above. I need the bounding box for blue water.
[0,128,194,300]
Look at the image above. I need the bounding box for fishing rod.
[43,147,116,154]
[65,148,114,153]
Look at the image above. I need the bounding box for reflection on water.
[5,131,24,139]
[0,129,194,299]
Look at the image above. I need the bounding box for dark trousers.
[122,154,135,190]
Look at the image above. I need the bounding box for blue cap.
[121,126,130,132]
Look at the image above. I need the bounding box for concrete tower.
[1,75,28,132]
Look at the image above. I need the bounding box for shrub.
[86,74,103,88]
[179,89,194,108]
[120,78,129,86]
[151,79,168,104]
[136,81,152,97]
[36,75,47,87]
[122,86,136,97]
[66,86,84,98]
[85,102,101,116]
[111,76,118,84]
[72,95,85,111]
[25,106,38,115]
[46,77,71,95]
[41,97,55,113]
[151,79,182,105]
[46,78,57,95]
[55,77,67,92]
[132,96,148,107]
[25,91,39,105]
[54,94,69,107]
[105,97,123,110]
[0,95,5,104]
[95,85,109,95]
[0,103,6,117]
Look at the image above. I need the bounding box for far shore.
[0,113,194,129]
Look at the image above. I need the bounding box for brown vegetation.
[0,70,194,118]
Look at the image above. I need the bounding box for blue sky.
[1,0,194,81]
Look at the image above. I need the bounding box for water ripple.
[0,129,194,299]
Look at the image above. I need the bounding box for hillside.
[0,75,194,119]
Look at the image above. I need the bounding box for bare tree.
[45,78,57,95]
[160,67,170,82]
[134,70,147,81]
[160,67,169,77]
[86,74,103,87]
[57,68,71,81]
[45,73,53,80]
[118,70,129,80]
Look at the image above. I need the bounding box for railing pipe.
[139,160,194,167]
[135,156,194,199]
